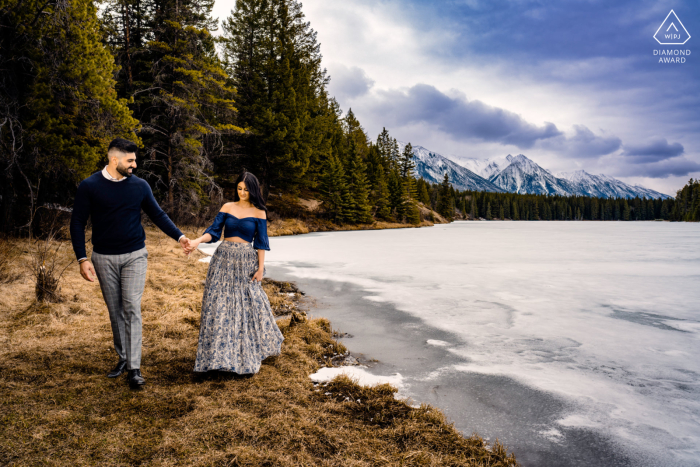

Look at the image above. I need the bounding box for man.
[70,138,189,389]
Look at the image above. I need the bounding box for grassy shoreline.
[0,230,517,466]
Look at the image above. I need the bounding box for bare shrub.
[29,232,73,303]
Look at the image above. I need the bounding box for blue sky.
[213,0,699,195]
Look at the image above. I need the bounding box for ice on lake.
[264,221,700,466]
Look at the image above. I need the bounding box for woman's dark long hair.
[233,171,267,211]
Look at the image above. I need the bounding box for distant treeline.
[421,175,698,222]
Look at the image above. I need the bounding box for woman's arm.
[252,249,265,283]
[251,211,268,282]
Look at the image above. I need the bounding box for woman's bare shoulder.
[254,208,267,220]
[219,202,235,213]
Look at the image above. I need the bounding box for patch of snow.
[309,366,403,388]
[426,339,451,347]
[197,241,221,263]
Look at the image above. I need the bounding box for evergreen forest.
[0,0,697,235]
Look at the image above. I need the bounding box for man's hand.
[184,238,201,256]
[80,261,97,282]
[179,236,191,255]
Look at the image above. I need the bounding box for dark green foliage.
[222,0,329,193]
[435,173,454,220]
[142,0,242,218]
[319,152,347,223]
[460,191,673,222]
[370,164,392,220]
[0,0,139,234]
[100,0,242,221]
[375,127,393,171]
[344,141,373,224]
[387,169,404,220]
[670,178,700,222]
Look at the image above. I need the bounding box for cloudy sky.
[213,0,699,195]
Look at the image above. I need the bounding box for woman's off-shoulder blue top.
[203,212,270,250]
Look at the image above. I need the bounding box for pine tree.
[343,109,369,159]
[623,200,631,220]
[320,151,347,222]
[471,196,478,219]
[417,179,430,205]
[130,0,243,218]
[345,141,373,223]
[591,198,599,220]
[372,166,391,220]
[405,201,421,225]
[1,0,139,233]
[222,0,329,193]
[498,204,504,220]
[375,127,392,170]
[660,200,670,220]
[436,173,453,220]
[389,138,400,171]
[397,142,420,223]
[100,0,153,104]
[387,168,404,220]
[399,143,418,197]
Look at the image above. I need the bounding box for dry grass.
[0,237,23,284]
[268,217,437,239]
[269,218,311,237]
[0,229,518,466]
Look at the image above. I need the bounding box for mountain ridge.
[397,143,504,193]
[398,142,670,199]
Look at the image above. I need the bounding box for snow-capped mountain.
[556,170,671,199]
[459,155,512,180]
[397,143,503,193]
[488,154,576,196]
[405,144,671,199]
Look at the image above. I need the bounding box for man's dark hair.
[108,138,138,155]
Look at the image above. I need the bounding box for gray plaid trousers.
[92,248,148,370]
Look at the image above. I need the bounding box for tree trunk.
[121,1,133,93]
[167,143,174,212]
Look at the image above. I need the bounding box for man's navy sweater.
[70,172,183,260]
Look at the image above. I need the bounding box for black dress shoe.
[128,369,146,389]
[107,360,127,378]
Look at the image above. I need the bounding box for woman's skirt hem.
[194,241,284,375]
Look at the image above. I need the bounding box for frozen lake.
[263,222,700,467]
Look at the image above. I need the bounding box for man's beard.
[116,163,133,178]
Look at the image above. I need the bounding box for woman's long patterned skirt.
[194,241,283,374]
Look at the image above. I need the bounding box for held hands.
[179,236,191,254]
[182,237,201,256]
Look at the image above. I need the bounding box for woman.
[185,172,283,374]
